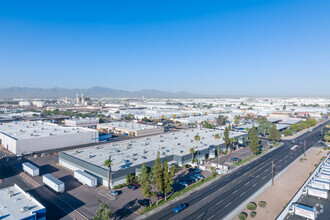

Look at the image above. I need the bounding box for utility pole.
[272,161,274,186]
[304,140,306,157]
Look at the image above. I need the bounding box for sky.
[0,0,329,96]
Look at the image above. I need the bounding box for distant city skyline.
[0,0,330,96]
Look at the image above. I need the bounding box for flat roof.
[64,129,246,172]
[278,118,305,125]
[98,122,161,132]
[0,184,45,220]
[0,121,95,140]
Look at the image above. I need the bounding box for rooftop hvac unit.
[191,140,194,142]
[159,135,163,137]
[64,130,66,133]
[141,156,147,159]
[186,135,189,137]
[174,137,177,139]
[145,137,149,140]
[144,150,148,154]
[176,143,180,146]
[49,133,52,136]
[132,158,137,161]
[202,137,205,139]
[41,127,44,130]
[8,191,14,197]
[144,142,148,145]
[20,129,22,132]
[88,154,92,158]
[171,133,174,135]
[161,152,165,155]
[30,134,33,136]
[20,206,29,212]
[160,140,164,142]
[77,131,80,133]
[180,150,183,153]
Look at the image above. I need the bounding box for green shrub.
[258,201,266,208]
[324,147,328,150]
[315,164,319,168]
[247,202,257,210]
[113,185,119,189]
[238,213,247,220]
[250,211,256,218]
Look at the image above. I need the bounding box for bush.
[238,213,247,220]
[258,201,267,208]
[250,211,256,218]
[247,202,257,210]
[315,164,319,168]
[184,164,191,168]
[324,147,328,150]
[113,185,119,189]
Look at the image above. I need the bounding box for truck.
[321,169,330,175]
[22,162,39,176]
[74,170,97,188]
[288,203,316,220]
[290,145,299,150]
[43,174,65,193]
[313,179,330,190]
[304,186,328,199]
[319,172,330,180]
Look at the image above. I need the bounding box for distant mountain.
[0,86,204,99]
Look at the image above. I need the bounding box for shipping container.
[74,170,97,188]
[288,203,316,220]
[43,174,65,193]
[22,162,39,176]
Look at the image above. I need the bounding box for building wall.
[0,133,17,153]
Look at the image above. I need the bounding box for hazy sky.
[0,0,329,96]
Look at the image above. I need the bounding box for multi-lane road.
[145,121,328,220]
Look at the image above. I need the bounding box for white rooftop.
[0,184,45,220]
[98,122,160,132]
[64,129,246,172]
[0,121,94,140]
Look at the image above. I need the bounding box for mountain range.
[0,87,204,99]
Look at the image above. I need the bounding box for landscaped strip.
[235,149,269,166]
[138,174,217,215]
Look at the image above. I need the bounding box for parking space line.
[240,192,246,196]
[207,214,215,220]
[262,176,266,180]
[216,199,224,205]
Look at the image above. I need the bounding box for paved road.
[145,121,328,220]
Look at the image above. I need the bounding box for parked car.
[231,157,240,162]
[191,176,199,181]
[109,190,119,196]
[157,193,164,199]
[138,199,150,207]
[194,169,201,173]
[173,203,187,213]
[195,174,205,180]
[188,168,195,172]
[131,182,140,188]
[128,184,137,190]
[267,141,274,146]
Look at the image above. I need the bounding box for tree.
[223,127,230,152]
[194,134,201,167]
[214,133,221,166]
[229,137,236,152]
[126,173,135,185]
[284,129,293,137]
[152,151,164,196]
[268,124,277,141]
[140,162,152,206]
[94,202,112,220]
[163,160,174,201]
[142,117,148,122]
[248,125,260,155]
[190,147,195,164]
[216,115,228,126]
[203,121,215,129]
[103,158,112,189]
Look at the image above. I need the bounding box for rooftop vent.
[26,126,29,128]
[20,129,22,132]
[176,143,180,146]
[145,137,149,140]
[49,133,52,136]
[160,139,164,142]
[41,127,44,130]
[30,134,33,136]
[77,130,79,133]
[20,206,29,212]
[8,191,14,197]
[132,158,137,161]
[88,154,92,158]
[186,135,189,137]
[144,150,148,154]
[174,137,177,139]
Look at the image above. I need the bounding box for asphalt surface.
[145,121,329,220]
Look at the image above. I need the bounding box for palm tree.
[229,137,236,152]
[214,133,221,166]
[103,158,112,189]
[194,134,201,167]
[189,147,195,164]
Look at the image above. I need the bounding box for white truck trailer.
[319,172,330,180]
[304,186,328,199]
[22,162,39,176]
[313,179,330,190]
[74,170,97,188]
[43,174,65,193]
[290,145,299,150]
[288,203,316,220]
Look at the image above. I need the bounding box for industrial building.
[0,184,46,220]
[64,118,99,127]
[59,129,247,188]
[0,121,98,154]
[97,122,164,137]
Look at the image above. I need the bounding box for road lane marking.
[252,183,257,187]
[256,174,260,178]
[197,213,204,219]
[240,192,246,196]
[207,214,215,220]
[216,199,224,205]
[284,160,287,163]
[224,202,232,208]
[244,181,250,186]
[278,165,282,168]
[279,159,282,162]
[262,176,266,180]
[233,190,238,194]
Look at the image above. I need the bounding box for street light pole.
[272,161,274,185]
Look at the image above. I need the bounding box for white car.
[109,190,119,196]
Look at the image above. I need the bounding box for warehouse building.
[97,122,163,137]
[0,121,98,154]
[0,184,46,220]
[59,129,247,188]
[64,118,99,127]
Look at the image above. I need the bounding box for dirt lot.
[235,147,328,220]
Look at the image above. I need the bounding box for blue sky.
[0,0,329,96]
